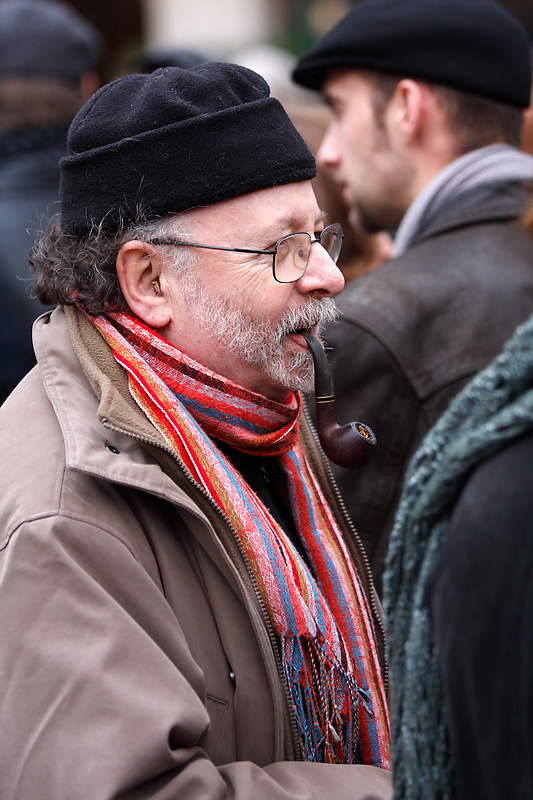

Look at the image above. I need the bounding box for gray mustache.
[276,297,338,340]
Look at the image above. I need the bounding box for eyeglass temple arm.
[149,239,276,256]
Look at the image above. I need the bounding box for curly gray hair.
[31,212,194,316]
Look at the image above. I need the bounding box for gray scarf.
[383,310,533,799]
[393,144,533,256]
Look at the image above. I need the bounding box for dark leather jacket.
[322,180,533,592]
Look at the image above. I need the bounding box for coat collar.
[33,305,197,510]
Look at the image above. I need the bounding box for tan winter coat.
[0,305,391,800]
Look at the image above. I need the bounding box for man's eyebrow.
[270,215,299,231]
[256,210,329,245]
[271,211,328,231]
[262,214,318,239]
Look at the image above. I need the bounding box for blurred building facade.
[142,0,533,62]
[64,0,354,80]
[62,0,531,86]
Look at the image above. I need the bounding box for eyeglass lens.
[273,223,343,283]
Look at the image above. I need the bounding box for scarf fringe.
[282,634,361,763]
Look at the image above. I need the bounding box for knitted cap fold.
[60,62,316,234]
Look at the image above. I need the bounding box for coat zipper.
[301,405,389,692]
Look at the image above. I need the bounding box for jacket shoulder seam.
[0,508,145,562]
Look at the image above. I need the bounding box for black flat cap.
[293,0,532,108]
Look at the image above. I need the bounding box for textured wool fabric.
[292,0,531,108]
[383,311,533,799]
[87,308,391,767]
[60,62,316,235]
[0,0,102,80]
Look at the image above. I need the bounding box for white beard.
[180,271,338,394]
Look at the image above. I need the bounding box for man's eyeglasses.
[149,222,343,284]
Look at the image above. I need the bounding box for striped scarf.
[89,309,390,767]
[384,311,533,798]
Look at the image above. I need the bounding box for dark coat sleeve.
[425,431,533,800]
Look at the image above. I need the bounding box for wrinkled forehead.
[179,181,323,238]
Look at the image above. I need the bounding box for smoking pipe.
[302,331,376,469]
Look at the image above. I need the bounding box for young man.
[0,63,390,799]
[293,0,533,592]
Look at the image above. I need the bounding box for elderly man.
[0,64,390,799]
[293,0,533,592]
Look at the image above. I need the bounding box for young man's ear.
[116,240,172,328]
[391,79,460,170]
[389,79,425,143]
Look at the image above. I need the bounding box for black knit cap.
[293,0,532,108]
[60,62,317,235]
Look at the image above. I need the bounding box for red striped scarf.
[89,310,390,767]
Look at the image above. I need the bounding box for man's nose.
[317,124,340,171]
[296,242,345,297]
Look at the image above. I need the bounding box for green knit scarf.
[383,311,533,800]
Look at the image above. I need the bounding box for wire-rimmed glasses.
[149,222,343,283]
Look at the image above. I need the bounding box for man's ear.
[116,240,172,328]
[389,79,425,143]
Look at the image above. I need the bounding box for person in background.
[0,0,102,403]
[384,205,533,800]
[0,62,391,800]
[293,0,533,593]
[521,42,533,155]
[287,103,392,283]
